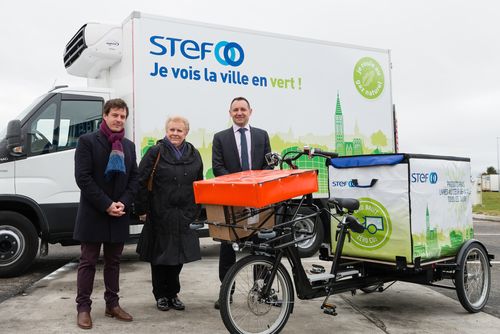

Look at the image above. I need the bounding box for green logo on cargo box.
[351,197,392,250]
[353,57,384,99]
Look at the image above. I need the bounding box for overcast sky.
[0,0,498,176]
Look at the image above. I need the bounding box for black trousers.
[150,263,183,300]
[219,242,236,282]
[76,242,124,313]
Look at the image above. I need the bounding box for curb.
[473,214,500,222]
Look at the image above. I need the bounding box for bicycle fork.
[260,252,284,299]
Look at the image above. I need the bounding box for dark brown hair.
[230,96,251,110]
[103,98,129,118]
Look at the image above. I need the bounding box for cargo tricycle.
[192,148,493,334]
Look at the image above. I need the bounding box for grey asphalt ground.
[0,234,499,334]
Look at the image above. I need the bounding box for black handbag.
[136,218,155,262]
[147,148,161,191]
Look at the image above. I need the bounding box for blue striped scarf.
[100,121,126,180]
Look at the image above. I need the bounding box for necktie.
[238,128,250,171]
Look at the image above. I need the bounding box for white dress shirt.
[233,124,252,170]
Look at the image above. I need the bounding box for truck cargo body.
[0,11,395,276]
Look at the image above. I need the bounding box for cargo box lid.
[329,153,470,169]
[193,169,318,208]
[329,154,405,168]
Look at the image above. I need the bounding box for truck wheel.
[295,208,324,258]
[0,211,39,277]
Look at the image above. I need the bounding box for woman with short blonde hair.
[136,115,203,312]
[165,116,190,132]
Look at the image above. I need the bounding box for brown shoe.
[77,311,92,330]
[105,306,133,322]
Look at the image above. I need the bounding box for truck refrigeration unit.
[0,12,395,276]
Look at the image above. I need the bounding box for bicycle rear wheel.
[455,242,491,312]
[220,255,294,334]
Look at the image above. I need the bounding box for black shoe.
[156,297,170,311]
[167,296,185,311]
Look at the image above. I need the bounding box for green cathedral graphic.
[334,92,364,156]
[413,205,472,260]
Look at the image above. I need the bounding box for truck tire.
[0,211,39,277]
[295,207,324,258]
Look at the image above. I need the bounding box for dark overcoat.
[73,131,139,243]
[211,126,271,176]
[135,139,203,265]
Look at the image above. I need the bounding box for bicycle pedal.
[310,264,325,274]
[321,302,336,309]
[321,303,337,316]
[323,308,337,316]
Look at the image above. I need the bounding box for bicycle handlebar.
[311,148,338,158]
[274,147,338,169]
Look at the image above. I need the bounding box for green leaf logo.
[353,57,385,99]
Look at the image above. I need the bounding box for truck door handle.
[351,179,378,188]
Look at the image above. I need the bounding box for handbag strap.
[147,147,161,192]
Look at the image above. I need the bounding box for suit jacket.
[73,131,139,243]
[212,126,271,177]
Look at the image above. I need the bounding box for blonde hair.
[165,116,190,132]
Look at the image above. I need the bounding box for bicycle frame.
[241,200,380,302]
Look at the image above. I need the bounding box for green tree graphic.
[370,130,387,150]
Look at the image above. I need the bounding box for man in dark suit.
[212,96,271,309]
[73,98,139,329]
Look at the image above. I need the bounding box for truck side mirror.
[6,119,24,155]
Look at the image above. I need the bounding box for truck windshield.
[0,94,47,139]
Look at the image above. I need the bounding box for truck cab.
[0,87,109,277]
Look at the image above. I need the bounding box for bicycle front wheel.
[220,255,294,334]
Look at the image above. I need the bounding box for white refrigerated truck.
[0,11,395,276]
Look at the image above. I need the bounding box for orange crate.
[193,169,318,208]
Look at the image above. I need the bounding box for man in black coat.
[212,96,271,309]
[73,98,139,329]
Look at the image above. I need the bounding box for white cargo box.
[328,153,473,264]
[481,174,499,192]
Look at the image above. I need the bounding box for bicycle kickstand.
[320,291,337,316]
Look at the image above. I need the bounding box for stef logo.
[149,35,245,67]
[214,41,244,66]
[429,172,438,184]
[411,171,439,184]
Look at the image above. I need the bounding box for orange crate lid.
[193,169,318,208]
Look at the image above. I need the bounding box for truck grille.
[63,24,88,69]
